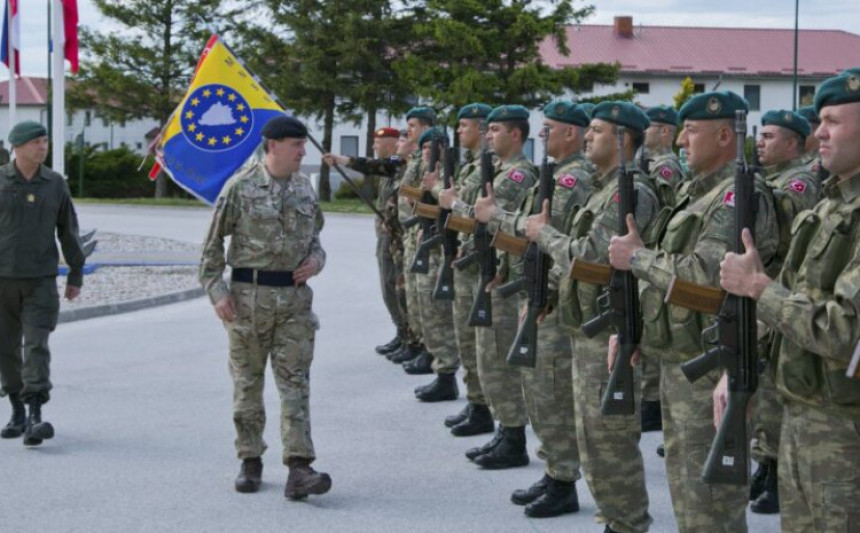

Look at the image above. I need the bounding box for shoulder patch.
[788,179,807,193]
[723,190,736,207]
[658,165,673,181]
[612,191,620,204]
[557,173,577,188]
[508,169,525,183]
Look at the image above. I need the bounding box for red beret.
[374,127,400,138]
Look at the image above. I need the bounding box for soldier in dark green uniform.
[718,70,860,533]
[0,121,86,447]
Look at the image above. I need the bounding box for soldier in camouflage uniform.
[796,106,826,180]
[639,105,685,434]
[525,102,658,533]
[436,103,494,435]
[444,105,535,469]
[200,116,331,500]
[747,109,820,514]
[0,141,10,166]
[718,70,860,533]
[323,127,411,356]
[609,91,780,533]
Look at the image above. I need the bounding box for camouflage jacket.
[347,155,407,212]
[199,162,326,304]
[632,162,779,361]
[647,149,685,207]
[763,157,820,273]
[761,172,860,416]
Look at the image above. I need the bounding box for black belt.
[231,268,295,287]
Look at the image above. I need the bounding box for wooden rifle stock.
[446,215,477,234]
[665,276,725,315]
[491,231,528,256]
[414,202,441,220]
[399,184,423,202]
[568,258,612,286]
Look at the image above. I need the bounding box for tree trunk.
[318,98,335,202]
[363,105,377,199]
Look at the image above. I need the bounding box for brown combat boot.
[285,457,331,500]
[235,457,263,493]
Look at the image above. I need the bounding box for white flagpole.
[51,0,64,175]
[6,0,15,127]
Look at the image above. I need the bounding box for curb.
[58,287,205,324]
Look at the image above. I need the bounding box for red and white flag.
[1,0,20,76]
[61,0,78,73]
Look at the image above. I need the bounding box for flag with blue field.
[158,35,284,204]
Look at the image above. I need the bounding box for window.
[102,118,109,127]
[799,85,816,107]
[693,83,705,94]
[136,142,143,150]
[744,85,761,111]
[66,113,73,126]
[85,111,92,127]
[340,135,359,158]
[632,82,650,94]
[524,138,535,162]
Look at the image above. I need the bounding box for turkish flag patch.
[508,169,525,183]
[557,174,577,188]
[612,191,620,203]
[723,190,736,207]
[659,166,673,181]
[789,179,807,193]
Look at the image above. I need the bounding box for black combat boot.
[415,373,458,402]
[375,334,403,355]
[22,398,54,447]
[444,404,470,428]
[403,351,434,375]
[750,459,779,514]
[1,393,26,439]
[235,457,263,493]
[749,459,770,501]
[450,403,494,436]
[656,443,665,458]
[604,526,621,533]
[640,399,663,432]
[465,426,503,461]
[285,457,332,500]
[511,474,549,505]
[473,425,529,469]
[389,344,422,364]
[523,477,579,518]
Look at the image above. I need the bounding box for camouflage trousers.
[520,307,580,483]
[640,351,661,403]
[375,227,407,335]
[779,401,860,533]
[751,356,782,463]
[573,333,651,533]
[391,233,418,346]
[453,265,484,403]
[402,233,424,343]
[0,277,59,404]
[475,290,527,427]
[417,250,459,374]
[226,282,319,465]
[660,360,748,533]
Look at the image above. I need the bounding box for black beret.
[8,121,48,147]
[542,100,590,127]
[645,105,678,126]
[761,109,811,139]
[591,101,650,133]
[679,91,749,122]
[814,71,860,113]
[261,115,307,140]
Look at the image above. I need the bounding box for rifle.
[505,126,555,367]
[574,126,641,416]
[466,142,497,327]
[409,137,443,273]
[678,110,758,485]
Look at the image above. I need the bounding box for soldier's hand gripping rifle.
[504,126,554,367]
[464,145,497,327]
[571,126,641,415]
[676,110,758,485]
[409,137,443,274]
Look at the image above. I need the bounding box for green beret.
[678,91,749,122]
[796,106,820,125]
[578,102,596,118]
[542,100,590,127]
[406,107,436,124]
[261,115,307,139]
[840,67,860,77]
[591,101,650,133]
[8,121,48,147]
[487,105,530,123]
[761,109,811,139]
[417,126,449,148]
[814,71,860,113]
[645,105,678,126]
[457,103,492,121]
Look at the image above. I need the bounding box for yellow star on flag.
[235,127,245,136]
[216,88,225,97]
[185,111,194,119]
[191,98,200,106]
[202,89,211,97]
[188,123,197,132]
[195,133,204,141]
[236,103,245,111]
[240,116,249,124]
[222,136,232,145]
[228,94,236,102]
[208,137,217,146]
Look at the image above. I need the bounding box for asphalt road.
[0,204,781,533]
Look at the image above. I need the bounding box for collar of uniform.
[648,147,674,157]
[592,165,617,190]
[828,172,860,203]
[686,163,734,198]
[499,151,527,170]
[763,158,802,179]
[8,162,51,183]
[463,148,479,163]
[260,163,293,191]
[553,152,584,169]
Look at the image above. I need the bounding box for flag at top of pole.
[1,0,20,76]
[61,0,78,73]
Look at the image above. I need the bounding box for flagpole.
[6,0,15,126]
[46,0,51,138]
[51,0,64,175]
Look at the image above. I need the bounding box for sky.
[3,0,860,79]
